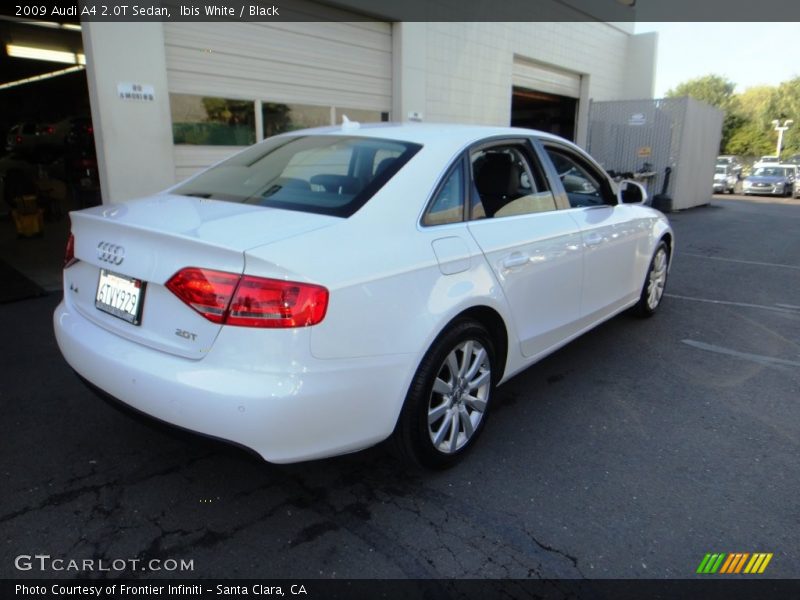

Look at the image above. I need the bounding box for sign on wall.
[117,83,155,101]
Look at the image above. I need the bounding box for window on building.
[170,94,255,146]
[334,107,388,125]
[262,103,332,138]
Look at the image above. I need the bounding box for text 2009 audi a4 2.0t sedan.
[54,123,673,468]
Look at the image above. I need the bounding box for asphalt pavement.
[1,195,799,580]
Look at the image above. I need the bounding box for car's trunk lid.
[65,194,336,359]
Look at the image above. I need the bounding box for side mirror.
[618,180,648,205]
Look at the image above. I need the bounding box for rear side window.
[470,144,557,218]
[173,135,422,217]
[423,160,465,226]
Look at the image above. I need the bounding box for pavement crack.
[523,527,584,578]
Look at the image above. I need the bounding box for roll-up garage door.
[512,57,581,99]
[163,16,392,180]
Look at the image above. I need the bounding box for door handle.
[502,252,530,269]
[584,233,603,247]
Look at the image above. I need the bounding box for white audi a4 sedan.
[54,123,673,468]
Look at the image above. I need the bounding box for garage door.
[512,56,581,99]
[164,18,392,180]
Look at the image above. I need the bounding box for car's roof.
[276,122,566,148]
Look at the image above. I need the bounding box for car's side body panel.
[467,212,584,359]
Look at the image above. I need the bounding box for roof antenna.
[341,114,360,131]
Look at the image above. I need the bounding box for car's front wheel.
[632,241,669,317]
[393,320,496,469]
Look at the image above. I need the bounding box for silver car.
[713,165,737,194]
[742,166,795,197]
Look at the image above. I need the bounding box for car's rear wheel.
[393,320,495,469]
[632,241,669,317]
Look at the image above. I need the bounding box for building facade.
[82,13,657,203]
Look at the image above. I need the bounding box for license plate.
[95,269,146,325]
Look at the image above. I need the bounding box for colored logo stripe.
[744,553,773,574]
[697,553,726,574]
[720,553,749,573]
[697,553,773,574]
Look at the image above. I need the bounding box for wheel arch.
[659,231,674,268]
[389,303,512,467]
[435,305,510,383]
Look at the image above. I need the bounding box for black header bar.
[3,0,800,23]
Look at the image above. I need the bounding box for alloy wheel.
[427,340,491,454]
[647,248,668,310]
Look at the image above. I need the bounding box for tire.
[632,241,669,318]
[392,320,496,469]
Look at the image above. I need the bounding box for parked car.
[754,155,781,169]
[53,123,673,468]
[716,155,743,177]
[52,116,94,151]
[742,165,795,196]
[782,164,800,198]
[713,165,737,194]
[5,121,41,154]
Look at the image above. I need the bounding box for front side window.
[173,135,421,218]
[543,147,613,207]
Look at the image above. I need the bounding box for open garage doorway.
[511,86,578,141]
[0,16,98,300]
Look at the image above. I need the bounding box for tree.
[666,74,737,108]
[725,86,777,156]
[666,75,742,153]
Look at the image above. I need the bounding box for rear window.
[173,135,422,217]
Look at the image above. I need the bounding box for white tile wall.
[420,22,653,132]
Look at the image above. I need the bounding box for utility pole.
[772,119,793,158]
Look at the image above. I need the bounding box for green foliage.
[666,75,737,108]
[666,75,740,153]
[666,75,800,158]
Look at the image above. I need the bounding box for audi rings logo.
[97,242,125,265]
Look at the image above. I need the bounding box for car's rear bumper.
[54,299,414,463]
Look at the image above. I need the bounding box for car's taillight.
[64,234,78,268]
[166,268,328,328]
[227,275,328,328]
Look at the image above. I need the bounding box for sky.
[634,23,800,97]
